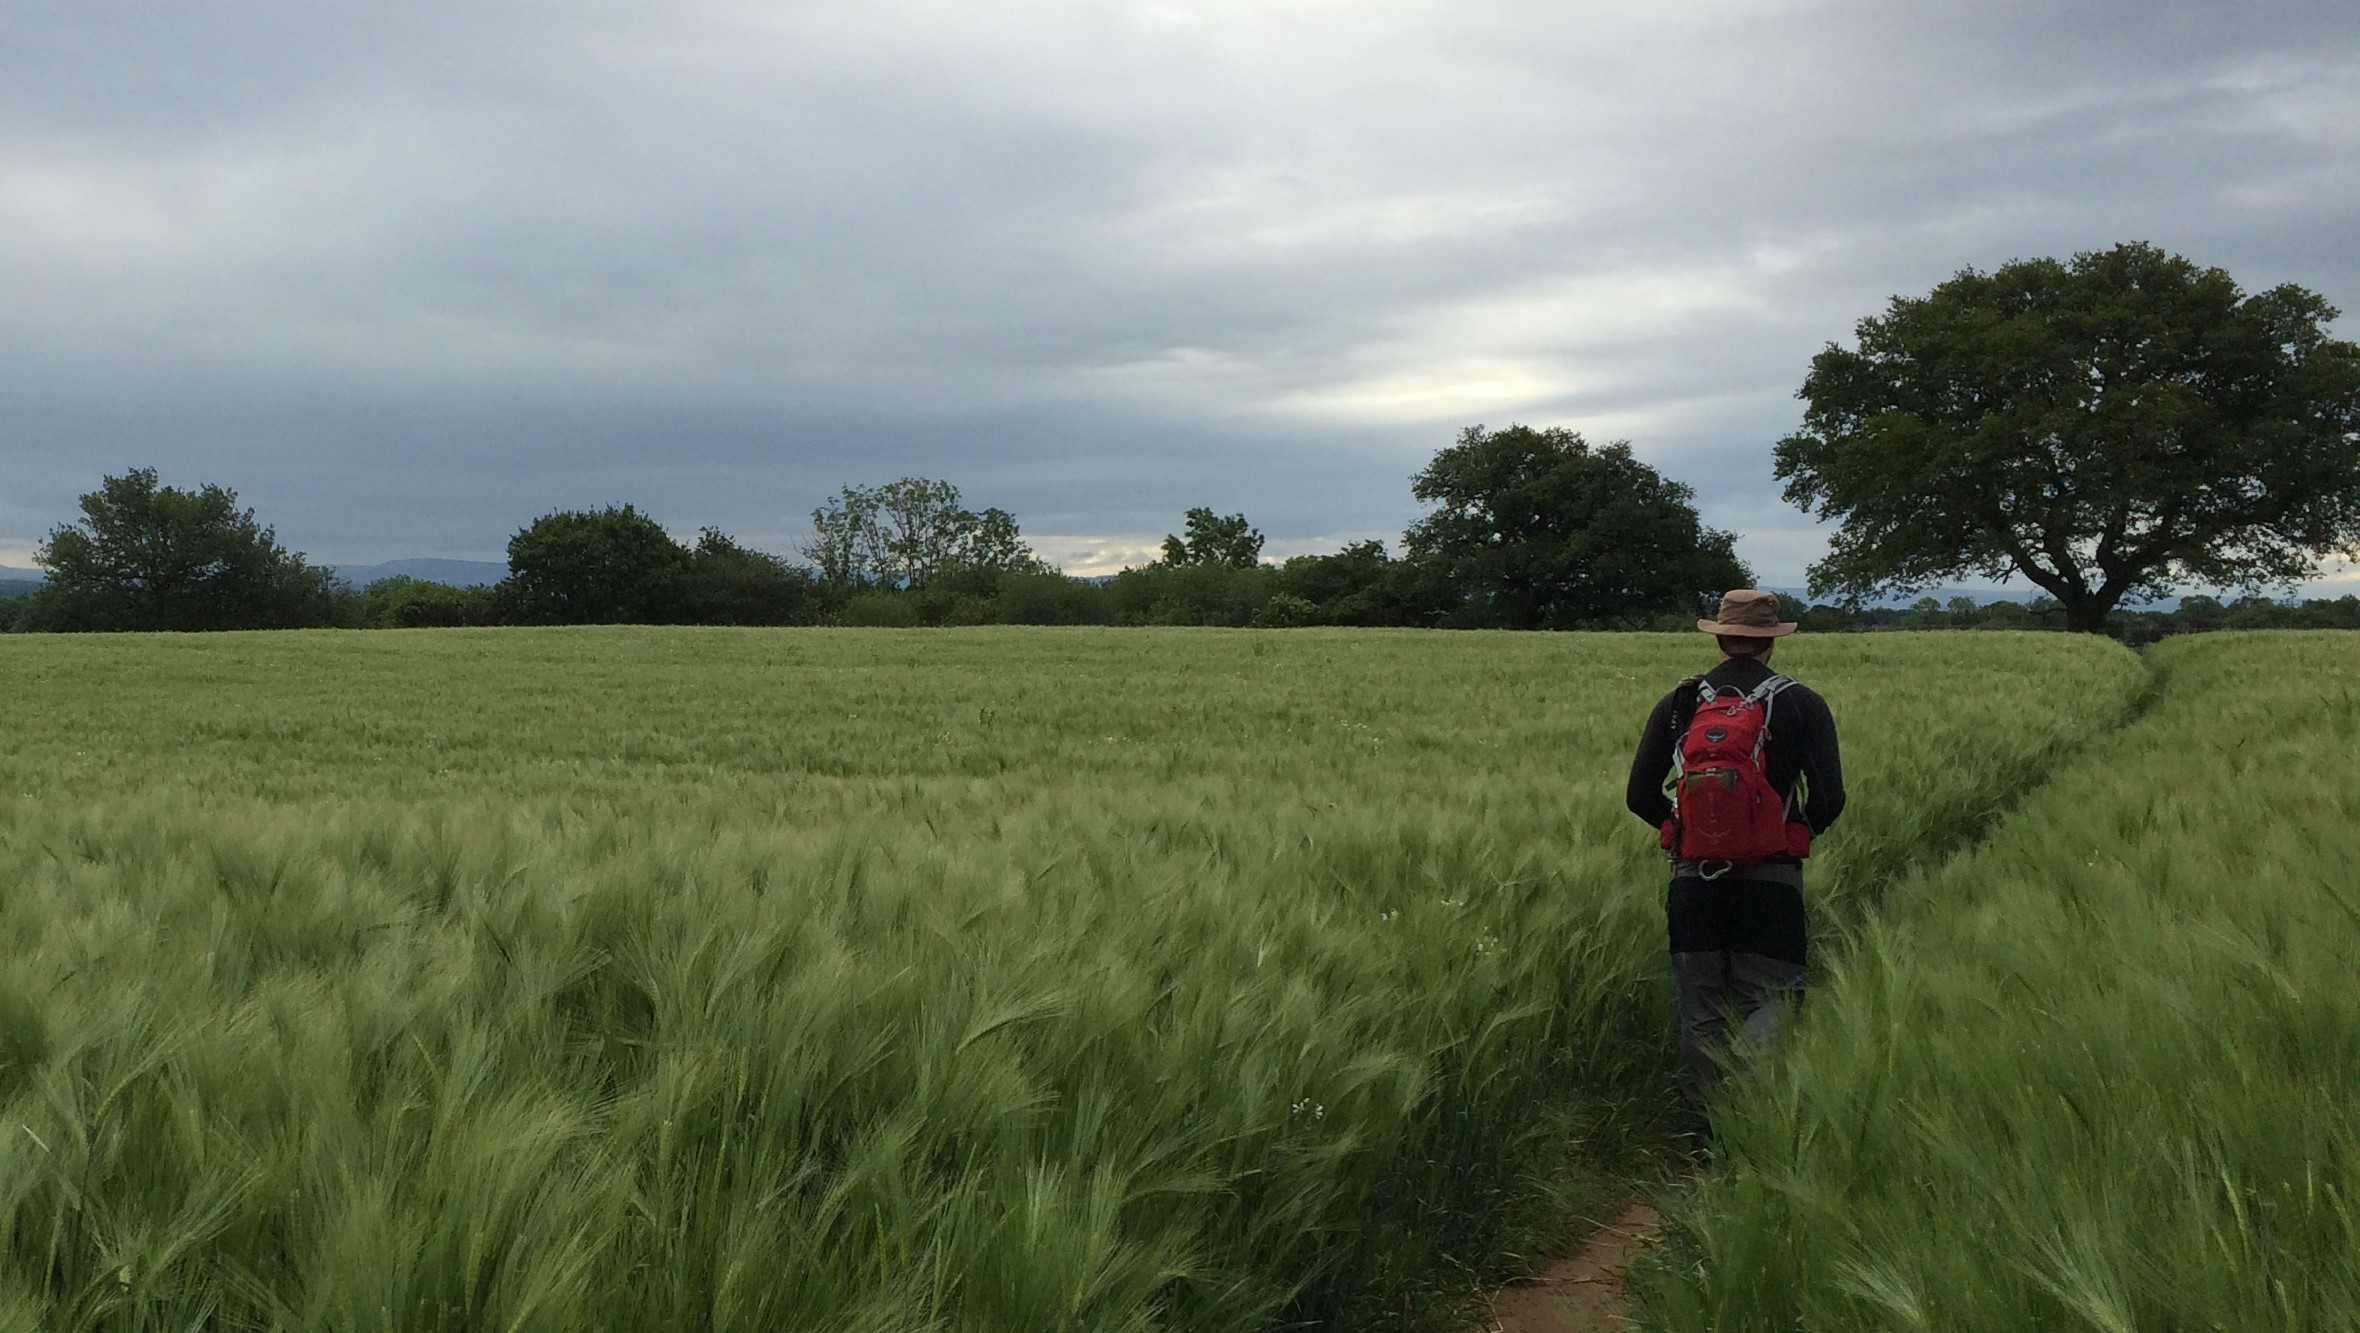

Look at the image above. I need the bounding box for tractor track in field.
[1468,650,2167,1333]
[1475,1200,1663,1333]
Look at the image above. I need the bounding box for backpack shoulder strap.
[1667,675,1709,777]
[1670,675,1712,728]
[1744,673,1798,765]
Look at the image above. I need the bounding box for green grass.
[1636,631,2360,1331]
[0,627,2141,1331]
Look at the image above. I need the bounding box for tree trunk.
[2062,592,2119,634]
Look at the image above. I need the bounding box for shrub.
[664,530,821,626]
[838,591,922,627]
[995,571,1110,625]
[361,577,503,628]
[1252,593,1317,628]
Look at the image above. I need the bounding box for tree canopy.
[21,468,340,632]
[1778,242,2360,631]
[502,505,687,624]
[667,529,820,626]
[1159,508,1265,568]
[803,478,1049,587]
[1404,425,1749,629]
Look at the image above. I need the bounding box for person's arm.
[1798,693,1845,832]
[1626,693,1678,827]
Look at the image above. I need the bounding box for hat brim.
[1697,618,1799,636]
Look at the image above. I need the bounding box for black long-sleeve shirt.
[1626,655,1845,837]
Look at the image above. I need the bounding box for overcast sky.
[4,0,2356,586]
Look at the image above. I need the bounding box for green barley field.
[0,627,2148,1330]
[1637,632,2360,1331]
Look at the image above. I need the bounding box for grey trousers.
[1671,949,1806,1111]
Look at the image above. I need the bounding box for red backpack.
[1657,675,1813,874]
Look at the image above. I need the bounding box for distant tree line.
[9,434,2355,642]
[1773,591,2360,643]
[4,426,1763,635]
[4,241,2360,637]
[9,451,2347,643]
[13,237,2360,643]
[1450,586,2360,640]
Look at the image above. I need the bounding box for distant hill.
[331,559,507,588]
[1761,585,2199,611]
[1763,584,2013,609]
[1,560,506,592]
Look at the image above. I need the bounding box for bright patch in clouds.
[1275,360,1578,424]
[0,0,2354,581]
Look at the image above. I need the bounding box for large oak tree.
[1778,242,2360,632]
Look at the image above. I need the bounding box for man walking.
[1626,589,1844,1139]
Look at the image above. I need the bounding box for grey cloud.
[2,0,2355,580]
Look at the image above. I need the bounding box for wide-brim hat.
[1697,588,1798,637]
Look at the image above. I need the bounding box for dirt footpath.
[1473,1200,1662,1333]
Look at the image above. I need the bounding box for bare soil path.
[1472,1200,1662,1333]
